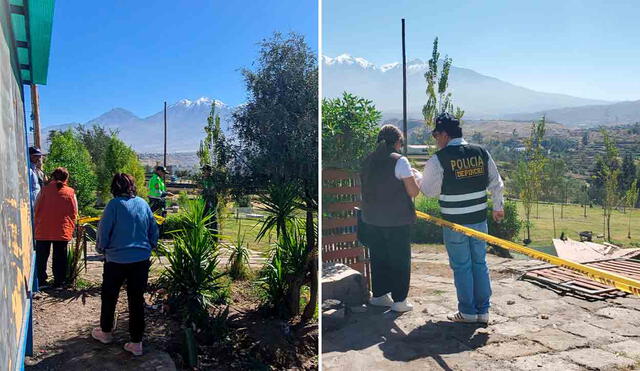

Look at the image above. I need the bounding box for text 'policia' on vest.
[435,144,489,225]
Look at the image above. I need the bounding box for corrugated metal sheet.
[522,257,640,299]
[7,0,55,84]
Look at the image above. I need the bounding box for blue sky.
[323,0,640,102]
[37,0,317,126]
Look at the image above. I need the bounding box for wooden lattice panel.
[322,168,370,281]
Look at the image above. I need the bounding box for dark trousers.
[149,197,165,214]
[35,240,68,286]
[367,225,411,302]
[100,259,150,342]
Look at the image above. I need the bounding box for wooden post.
[30,84,41,148]
[163,101,167,169]
[401,19,408,155]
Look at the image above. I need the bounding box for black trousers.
[100,259,150,342]
[35,240,68,286]
[367,225,412,302]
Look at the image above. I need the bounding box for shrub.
[157,199,226,328]
[411,196,443,243]
[66,223,95,286]
[227,224,251,280]
[411,197,522,249]
[322,92,382,170]
[487,199,522,242]
[104,136,147,199]
[45,130,97,212]
[82,206,102,217]
[257,227,310,318]
[177,191,190,209]
[161,212,187,237]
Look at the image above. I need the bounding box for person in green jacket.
[148,166,173,213]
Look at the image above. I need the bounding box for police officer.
[420,113,504,324]
[148,166,174,214]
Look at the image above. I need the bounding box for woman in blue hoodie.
[91,173,159,356]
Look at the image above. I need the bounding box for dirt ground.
[25,249,317,370]
[323,244,640,370]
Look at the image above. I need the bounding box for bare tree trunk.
[552,206,556,238]
[606,213,612,242]
[302,255,318,322]
[302,197,318,322]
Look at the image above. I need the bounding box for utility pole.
[401,18,408,155]
[30,84,41,148]
[163,101,167,169]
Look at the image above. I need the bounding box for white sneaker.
[369,293,394,307]
[124,342,143,356]
[447,311,477,323]
[91,328,114,344]
[477,313,489,324]
[391,300,413,313]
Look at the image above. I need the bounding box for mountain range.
[322,54,637,125]
[43,97,235,153]
[505,99,640,127]
[43,58,640,154]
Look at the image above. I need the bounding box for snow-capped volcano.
[322,54,609,120]
[172,97,227,109]
[43,97,236,153]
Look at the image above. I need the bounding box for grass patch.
[219,213,276,254]
[74,277,95,290]
[515,201,640,248]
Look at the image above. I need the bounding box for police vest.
[435,144,489,224]
[148,174,166,198]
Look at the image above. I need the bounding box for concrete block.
[322,263,368,306]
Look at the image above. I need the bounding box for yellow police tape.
[416,210,640,297]
[77,214,166,225]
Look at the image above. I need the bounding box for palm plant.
[158,198,226,328]
[256,182,304,243]
[227,223,251,280]
[258,224,310,318]
[66,223,95,286]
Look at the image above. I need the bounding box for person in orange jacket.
[34,167,78,288]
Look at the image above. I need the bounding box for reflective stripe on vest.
[439,190,486,203]
[440,202,488,215]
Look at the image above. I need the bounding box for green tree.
[422,37,464,128]
[104,136,147,199]
[45,130,98,212]
[514,116,547,243]
[600,130,622,242]
[76,125,118,203]
[322,92,382,170]
[232,32,318,321]
[620,153,637,193]
[197,102,232,237]
[625,180,639,238]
